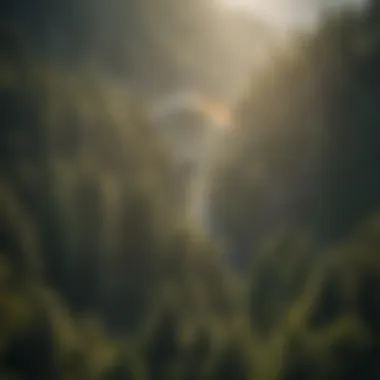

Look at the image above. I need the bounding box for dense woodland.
[0,0,274,101]
[2,0,380,379]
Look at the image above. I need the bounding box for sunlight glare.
[215,0,332,29]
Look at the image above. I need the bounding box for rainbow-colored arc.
[151,91,233,130]
[197,98,232,129]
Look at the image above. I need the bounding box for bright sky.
[217,0,368,29]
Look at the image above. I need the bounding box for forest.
[1,0,380,379]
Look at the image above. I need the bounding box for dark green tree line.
[209,0,380,270]
[2,1,380,379]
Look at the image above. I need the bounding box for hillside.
[2,1,380,379]
[0,0,277,102]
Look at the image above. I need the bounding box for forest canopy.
[1,1,380,379]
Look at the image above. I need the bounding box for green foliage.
[0,31,246,379]
[3,2,380,379]
[209,0,380,269]
[271,216,380,380]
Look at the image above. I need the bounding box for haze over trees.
[0,0,276,102]
[1,0,380,379]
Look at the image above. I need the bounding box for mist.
[2,1,380,379]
